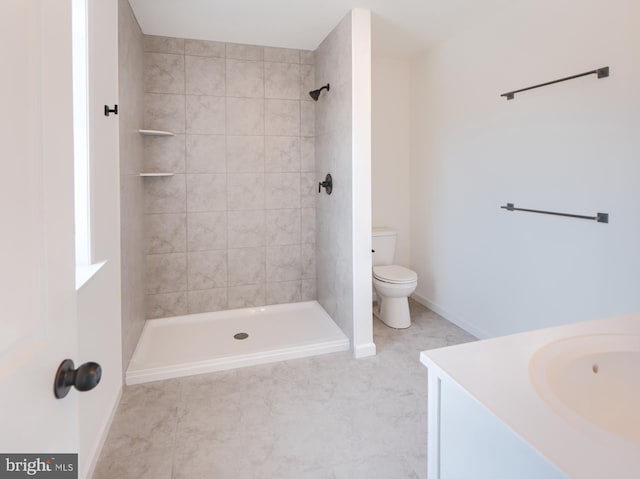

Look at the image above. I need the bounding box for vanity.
[420,313,640,479]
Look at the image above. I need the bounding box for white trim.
[351,8,375,357]
[354,342,377,358]
[411,292,492,340]
[82,386,122,479]
[72,0,92,267]
[426,370,442,479]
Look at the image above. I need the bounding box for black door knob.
[54,359,102,399]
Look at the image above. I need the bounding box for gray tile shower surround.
[141,36,318,319]
[94,300,475,478]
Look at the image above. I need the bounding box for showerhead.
[309,83,330,101]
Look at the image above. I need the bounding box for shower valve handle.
[318,173,333,195]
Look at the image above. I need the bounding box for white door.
[0,0,80,451]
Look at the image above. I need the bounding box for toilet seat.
[373,265,417,284]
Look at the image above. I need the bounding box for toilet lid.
[373,265,417,284]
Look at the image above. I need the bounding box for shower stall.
[119,3,373,384]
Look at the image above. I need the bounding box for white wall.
[351,9,375,358]
[78,0,122,477]
[410,0,640,338]
[372,56,411,267]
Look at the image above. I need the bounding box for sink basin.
[529,334,640,443]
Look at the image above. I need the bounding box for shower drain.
[234,332,249,340]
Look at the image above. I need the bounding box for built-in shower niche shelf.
[138,129,174,136]
[139,172,174,177]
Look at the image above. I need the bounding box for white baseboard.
[411,293,492,340]
[82,386,122,479]
[354,342,377,358]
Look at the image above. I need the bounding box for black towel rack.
[501,203,609,223]
[501,66,609,100]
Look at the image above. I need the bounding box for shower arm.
[309,83,330,101]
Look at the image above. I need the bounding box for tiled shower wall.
[142,35,318,318]
[118,0,146,368]
[315,13,354,340]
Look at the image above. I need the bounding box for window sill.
[76,261,107,290]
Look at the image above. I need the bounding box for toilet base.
[374,296,411,329]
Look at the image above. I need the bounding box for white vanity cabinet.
[424,365,567,479]
[419,313,640,479]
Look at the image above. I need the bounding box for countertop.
[420,313,640,479]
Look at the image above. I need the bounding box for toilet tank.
[372,227,396,266]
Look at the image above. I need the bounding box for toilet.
[372,227,418,329]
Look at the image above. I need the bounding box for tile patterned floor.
[94,300,475,478]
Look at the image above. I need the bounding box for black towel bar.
[501,67,609,100]
[501,203,608,223]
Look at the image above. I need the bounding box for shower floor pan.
[126,301,349,385]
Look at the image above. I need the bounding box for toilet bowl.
[372,265,418,329]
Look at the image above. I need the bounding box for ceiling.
[129,0,513,58]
